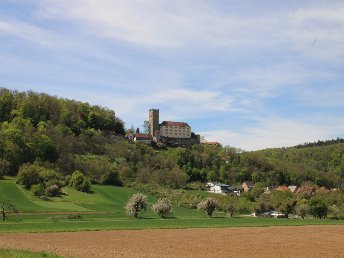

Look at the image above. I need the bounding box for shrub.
[125,193,147,218]
[16,163,42,189]
[101,170,122,186]
[295,204,309,219]
[45,184,61,197]
[31,184,45,197]
[152,198,173,218]
[225,201,237,217]
[309,197,329,219]
[69,170,91,192]
[197,198,219,217]
[331,204,344,220]
[39,169,62,187]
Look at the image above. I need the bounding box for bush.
[39,169,62,187]
[69,170,91,192]
[225,201,237,217]
[31,184,45,197]
[100,170,122,186]
[45,184,61,197]
[331,204,344,220]
[197,198,219,217]
[295,204,309,219]
[152,198,173,218]
[309,197,329,219]
[16,163,42,189]
[125,193,147,218]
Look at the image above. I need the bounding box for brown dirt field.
[1,226,344,258]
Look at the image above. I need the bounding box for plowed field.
[1,226,344,257]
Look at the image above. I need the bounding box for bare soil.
[1,226,344,257]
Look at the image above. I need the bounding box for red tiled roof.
[134,133,153,140]
[276,186,290,191]
[160,121,190,127]
[206,142,221,145]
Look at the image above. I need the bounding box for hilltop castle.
[149,109,200,146]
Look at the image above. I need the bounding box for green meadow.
[0,249,61,258]
[1,178,344,233]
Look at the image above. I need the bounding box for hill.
[0,87,343,191]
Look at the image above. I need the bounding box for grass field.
[1,178,344,233]
[0,248,61,257]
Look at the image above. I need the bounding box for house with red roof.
[276,186,290,192]
[134,133,153,145]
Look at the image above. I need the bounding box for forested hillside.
[0,87,343,190]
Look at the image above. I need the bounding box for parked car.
[260,211,287,218]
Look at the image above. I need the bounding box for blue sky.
[1,0,344,150]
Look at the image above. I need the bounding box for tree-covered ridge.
[0,87,344,190]
[0,88,124,134]
[293,138,344,148]
[0,87,125,176]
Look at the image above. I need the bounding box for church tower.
[149,109,159,137]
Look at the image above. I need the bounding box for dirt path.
[1,226,344,257]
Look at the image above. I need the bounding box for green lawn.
[0,248,61,258]
[2,215,344,233]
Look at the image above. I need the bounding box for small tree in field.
[152,198,173,218]
[1,201,17,221]
[226,201,237,217]
[295,204,309,219]
[197,198,218,217]
[309,198,328,219]
[125,194,147,218]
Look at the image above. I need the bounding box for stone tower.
[149,109,159,137]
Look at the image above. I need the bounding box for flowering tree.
[152,198,173,218]
[125,194,147,218]
[197,198,218,217]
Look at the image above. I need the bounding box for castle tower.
[149,109,159,137]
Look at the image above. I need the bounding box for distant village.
[207,181,335,197]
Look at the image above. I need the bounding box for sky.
[1,0,344,151]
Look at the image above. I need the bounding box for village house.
[133,133,153,144]
[206,182,231,194]
[205,142,221,147]
[296,185,316,196]
[288,185,299,193]
[276,186,290,191]
[242,181,254,192]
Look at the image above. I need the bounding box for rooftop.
[134,133,153,140]
[160,121,190,127]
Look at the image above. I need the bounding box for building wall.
[160,124,191,138]
[149,109,159,137]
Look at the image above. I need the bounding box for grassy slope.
[0,248,61,258]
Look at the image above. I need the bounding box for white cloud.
[0,19,62,46]
[200,117,344,151]
[87,86,235,127]
[32,0,289,48]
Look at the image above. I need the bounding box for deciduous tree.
[197,198,218,217]
[125,194,147,218]
[152,198,173,218]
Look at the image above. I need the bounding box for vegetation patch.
[0,248,61,258]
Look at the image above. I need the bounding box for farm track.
[1,225,344,257]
